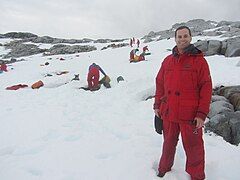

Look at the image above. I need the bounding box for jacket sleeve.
[98,66,106,76]
[196,57,212,120]
[153,62,165,110]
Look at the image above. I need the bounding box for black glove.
[154,115,163,135]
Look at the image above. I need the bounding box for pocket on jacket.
[179,105,197,121]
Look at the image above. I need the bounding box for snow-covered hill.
[1,35,240,180]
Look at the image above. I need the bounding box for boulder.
[224,37,240,57]
[229,112,240,144]
[217,85,240,99]
[228,92,240,111]
[211,95,228,103]
[207,86,240,145]
[205,114,231,143]
[205,111,240,145]
[194,40,222,56]
[207,40,222,56]
[194,40,208,53]
[208,100,234,119]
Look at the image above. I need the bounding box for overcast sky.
[0,0,240,39]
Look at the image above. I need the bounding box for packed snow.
[0,36,240,180]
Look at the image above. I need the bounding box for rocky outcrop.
[101,43,129,50]
[205,85,240,145]
[156,30,174,41]
[172,19,216,35]
[3,32,38,39]
[142,19,217,42]
[141,19,240,57]
[216,85,240,111]
[44,44,97,56]
[205,110,240,145]
[2,39,97,57]
[31,36,93,44]
[0,32,126,44]
[3,43,46,58]
[194,37,240,57]
[110,38,127,43]
[224,37,240,57]
[94,39,112,43]
[142,30,173,42]
[1,19,240,58]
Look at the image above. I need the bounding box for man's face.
[175,28,192,51]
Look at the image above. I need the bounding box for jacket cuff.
[196,111,207,121]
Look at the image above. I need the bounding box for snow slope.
[0,36,240,180]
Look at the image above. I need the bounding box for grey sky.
[0,0,239,39]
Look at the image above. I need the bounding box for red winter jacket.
[154,44,212,123]
[0,64,7,72]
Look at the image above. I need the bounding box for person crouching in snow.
[87,63,107,91]
[129,49,139,62]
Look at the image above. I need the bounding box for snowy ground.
[0,36,240,180]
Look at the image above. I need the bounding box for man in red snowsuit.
[87,63,107,91]
[154,26,212,180]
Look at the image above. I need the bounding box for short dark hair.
[175,26,192,37]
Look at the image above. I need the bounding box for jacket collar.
[172,44,202,57]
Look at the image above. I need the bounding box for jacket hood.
[172,44,202,57]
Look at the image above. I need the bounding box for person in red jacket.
[87,63,107,91]
[136,39,140,48]
[130,38,133,47]
[143,45,149,52]
[154,26,212,180]
[0,61,7,72]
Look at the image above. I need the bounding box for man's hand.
[194,117,204,128]
[154,109,160,117]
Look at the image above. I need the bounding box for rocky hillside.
[143,19,240,57]
[0,19,240,59]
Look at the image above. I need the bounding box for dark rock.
[45,44,97,55]
[3,43,46,58]
[208,100,234,119]
[117,76,124,83]
[101,43,128,50]
[224,37,240,57]
[94,39,111,43]
[3,32,38,39]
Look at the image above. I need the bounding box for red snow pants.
[158,120,205,180]
[87,67,99,90]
